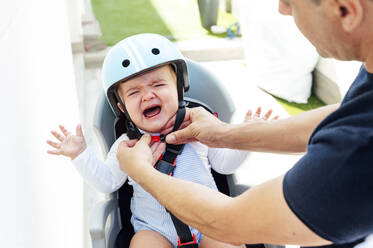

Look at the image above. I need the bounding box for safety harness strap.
[154,105,198,248]
[155,144,198,248]
[171,215,198,248]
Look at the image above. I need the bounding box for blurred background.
[1,0,362,247]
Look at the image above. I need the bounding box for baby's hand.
[46,124,87,160]
[244,107,279,123]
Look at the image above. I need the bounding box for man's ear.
[117,102,124,113]
[335,0,363,32]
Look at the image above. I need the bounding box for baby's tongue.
[144,106,161,118]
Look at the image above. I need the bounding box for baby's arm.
[208,148,250,175]
[72,134,128,193]
[209,108,279,174]
[47,124,128,193]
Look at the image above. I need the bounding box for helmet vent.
[151,48,160,55]
[122,59,130,67]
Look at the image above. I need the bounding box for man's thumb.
[165,128,191,144]
[138,134,151,145]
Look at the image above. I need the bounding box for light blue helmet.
[102,33,189,118]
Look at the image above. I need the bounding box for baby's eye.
[154,83,165,87]
[127,91,139,97]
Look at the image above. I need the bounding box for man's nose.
[278,1,292,16]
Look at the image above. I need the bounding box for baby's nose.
[142,90,155,101]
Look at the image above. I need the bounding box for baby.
[47,33,278,248]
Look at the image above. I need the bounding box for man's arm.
[117,136,331,246]
[165,104,339,153]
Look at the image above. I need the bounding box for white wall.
[66,0,83,45]
[0,1,84,247]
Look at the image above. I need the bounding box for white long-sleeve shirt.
[73,134,249,193]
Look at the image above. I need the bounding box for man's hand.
[161,106,279,147]
[162,107,229,147]
[117,134,166,181]
[46,124,87,160]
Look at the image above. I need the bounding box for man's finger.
[119,139,138,150]
[165,126,196,145]
[118,139,137,150]
[152,142,166,165]
[127,139,138,148]
[136,134,151,147]
[150,141,160,153]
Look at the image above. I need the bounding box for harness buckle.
[177,233,198,248]
[154,159,176,176]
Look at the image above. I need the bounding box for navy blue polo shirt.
[283,65,373,244]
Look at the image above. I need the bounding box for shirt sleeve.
[283,127,373,244]
[208,147,250,175]
[72,134,129,193]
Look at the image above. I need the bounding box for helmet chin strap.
[172,101,186,133]
[114,90,143,140]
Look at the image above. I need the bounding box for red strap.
[178,233,197,246]
[151,135,161,142]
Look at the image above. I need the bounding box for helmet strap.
[173,101,186,133]
[114,90,142,139]
[168,63,187,135]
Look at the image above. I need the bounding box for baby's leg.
[200,235,246,248]
[130,230,173,248]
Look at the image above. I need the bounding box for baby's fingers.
[263,109,273,120]
[47,150,61,155]
[46,140,61,149]
[59,125,71,137]
[254,107,262,119]
[51,130,64,142]
[245,109,253,122]
[76,124,83,137]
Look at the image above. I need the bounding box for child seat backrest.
[93,59,235,247]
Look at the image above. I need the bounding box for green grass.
[274,95,326,116]
[92,0,239,45]
[92,0,324,115]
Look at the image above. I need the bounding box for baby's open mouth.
[143,105,161,118]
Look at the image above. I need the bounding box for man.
[116,0,373,246]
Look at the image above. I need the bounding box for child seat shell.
[91,58,280,248]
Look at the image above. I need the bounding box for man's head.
[278,0,373,67]
[116,65,179,133]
